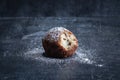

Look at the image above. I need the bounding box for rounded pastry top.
[43,27,69,42]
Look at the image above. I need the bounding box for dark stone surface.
[0,0,120,17]
[0,17,120,80]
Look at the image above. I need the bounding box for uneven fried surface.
[42,27,78,58]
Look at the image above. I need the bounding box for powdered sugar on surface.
[22,28,104,67]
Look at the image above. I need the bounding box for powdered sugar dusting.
[22,31,104,67]
[43,27,68,41]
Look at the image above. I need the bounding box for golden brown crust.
[42,27,78,58]
[42,40,78,58]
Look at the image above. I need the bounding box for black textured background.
[0,0,120,80]
[0,0,120,17]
